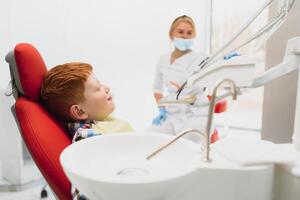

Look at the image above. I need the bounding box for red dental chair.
[5,43,226,200]
[5,43,72,200]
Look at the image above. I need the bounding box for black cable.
[176,81,187,100]
[176,57,210,100]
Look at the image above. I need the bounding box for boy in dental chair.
[41,62,134,143]
[41,62,133,200]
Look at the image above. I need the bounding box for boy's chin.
[110,104,116,112]
[103,106,115,119]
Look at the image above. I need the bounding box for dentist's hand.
[152,107,167,125]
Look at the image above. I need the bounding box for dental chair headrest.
[5,43,47,101]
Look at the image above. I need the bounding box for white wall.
[0,0,209,130]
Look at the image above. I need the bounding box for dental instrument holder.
[187,56,256,89]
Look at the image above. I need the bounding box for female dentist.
[149,15,210,141]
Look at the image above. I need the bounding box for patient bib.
[91,116,134,134]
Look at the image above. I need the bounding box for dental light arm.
[251,56,298,88]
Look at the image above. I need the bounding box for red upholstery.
[14,44,47,101]
[208,95,227,144]
[210,129,220,144]
[214,99,227,113]
[207,95,228,113]
[9,43,72,200]
[16,98,71,200]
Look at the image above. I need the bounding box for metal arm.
[250,37,300,88]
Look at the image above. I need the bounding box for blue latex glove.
[224,52,240,60]
[152,107,167,125]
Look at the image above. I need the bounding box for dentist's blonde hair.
[169,15,196,40]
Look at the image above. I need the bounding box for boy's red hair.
[41,62,92,121]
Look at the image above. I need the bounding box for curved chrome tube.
[146,129,205,160]
[204,79,238,161]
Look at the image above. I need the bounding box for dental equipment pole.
[294,57,300,151]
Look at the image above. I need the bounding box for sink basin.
[60,132,201,200]
[60,132,274,200]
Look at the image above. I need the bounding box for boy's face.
[80,73,115,121]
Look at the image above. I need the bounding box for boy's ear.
[69,105,88,120]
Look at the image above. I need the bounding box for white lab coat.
[150,51,212,140]
[153,51,206,94]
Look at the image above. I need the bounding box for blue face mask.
[173,37,194,51]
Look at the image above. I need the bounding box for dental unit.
[60,0,300,199]
[147,36,300,164]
